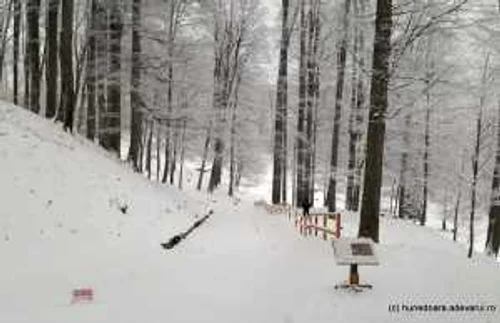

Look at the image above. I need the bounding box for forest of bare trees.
[1,0,500,259]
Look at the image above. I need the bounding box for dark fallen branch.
[161,209,214,250]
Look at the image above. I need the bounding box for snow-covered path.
[4,199,500,323]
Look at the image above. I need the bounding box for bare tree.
[100,0,123,154]
[484,0,500,259]
[208,0,251,193]
[197,122,212,190]
[346,0,366,211]
[485,100,500,257]
[0,0,13,81]
[398,110,411,219]
[229,73,241,197]
[468,54,490,258]
[421,35,435,226]
[325,0,350,212]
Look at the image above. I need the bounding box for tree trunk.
[422,84,430,226]
[12,0,20,105]
[389,178,396,216]
[346,19,359,211]
[197,123,211,190]
[305,0,319,205]
[86,0,97,140]
[304,1,313,205]
[101,0,122,154]
[453,190,460,242]
[45,0,58,118]
[138,118,147,171]
[311,60,320,204]
[27,0,41,114]
[228,74,241,197]
[208,137,224,192]
[94,2,106,139]
[485,101,500,257]
[292,142,298,207]
[162,0,176,184]
[468,104,483,258]
[398,112,411,218]
[394,185,400,217]
[469,56,489,258]
[442,191,448,231]
[272,0,290,204]
[178,118,187,189]
[60,0,74,131]
[128,0,143,171]
[422,43,433,226]
[24,0,29,110]
[352,31,366,211]
[146,119,153,179]
[156,121,161,182]
[358,0,393,243]
[169,119,178,185]
[469,114,481,258]
[161,78,173,184]
[0,0,13,82]
[346,0,366,212]
[296,0,307,207]
[73,28,88,135]
[229,114,236,197]
[326,0,350,212]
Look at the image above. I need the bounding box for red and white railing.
[294,212,342,240]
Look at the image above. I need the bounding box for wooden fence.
[261,203,342,240]
[294,212,342,240]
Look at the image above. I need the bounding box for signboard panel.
[332,238,379,266]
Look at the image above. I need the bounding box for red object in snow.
[71,288,94,304]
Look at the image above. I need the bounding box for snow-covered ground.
[1,102,500,323]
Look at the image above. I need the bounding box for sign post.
[332,238,379,292]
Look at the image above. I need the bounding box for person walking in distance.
[301,198,312,216]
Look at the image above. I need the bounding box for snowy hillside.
[1,102,500,323]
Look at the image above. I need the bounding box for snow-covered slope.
[1,102,500,323]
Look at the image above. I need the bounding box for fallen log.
[161,209,214,250]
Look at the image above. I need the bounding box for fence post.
[314,215,318,236]
[336,213,341,239]
[307,216,311,236]
[323,215,327,240]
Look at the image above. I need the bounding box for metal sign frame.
[332,237,379,266]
